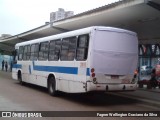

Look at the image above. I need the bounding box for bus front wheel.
[18,71,24,85]
[48,77,58,96]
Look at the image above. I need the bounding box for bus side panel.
[68,80,86,93]
[58,76,69,92]
[21,61,30,83]
[12,63,22,80]
[58,60,88,93]
[12,68,18,80]
[32,71,48,87]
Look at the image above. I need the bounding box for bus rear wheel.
[48,77,58,96]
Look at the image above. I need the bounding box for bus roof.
[15,26,137,47]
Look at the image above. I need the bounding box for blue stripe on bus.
[12,63,90,76]
[33,65,78,75]
[87,68,90,76]
[12,64,22,69]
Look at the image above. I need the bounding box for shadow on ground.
[15,82,139,107]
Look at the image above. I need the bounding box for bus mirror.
[12,50,18,64]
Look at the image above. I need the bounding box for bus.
[12,26,138,96]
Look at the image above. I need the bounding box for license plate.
[111,75,119,79]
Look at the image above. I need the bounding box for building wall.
[0,54,13,70]
[65,11,74,18]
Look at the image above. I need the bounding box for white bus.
[12,26,138,96]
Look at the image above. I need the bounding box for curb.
[138,88,160,93]
[137,85,160,93]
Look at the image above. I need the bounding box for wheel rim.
[49,81,54,93]
[49,78,55,94]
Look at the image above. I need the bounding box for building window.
[49,40,61,61]
[38,42,49,60]
[18,46,24,60]
[23,45,31,60]
[61,37,77,61]
[30,43,39,60]
[76,34,89,61]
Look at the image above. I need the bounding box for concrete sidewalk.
[138,85,160,93]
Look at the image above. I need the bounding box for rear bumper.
[86,82,137,92]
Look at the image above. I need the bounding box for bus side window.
[38,42,49,60]
[18,46,24,60]
[49,40,61,61]
[61,37,77,61]
[30,44,39,60]
[69,37,77,60]
[76,34,89,61]
[23,45,30,60]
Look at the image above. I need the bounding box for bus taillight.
[91,68,95,77]
[92,73,95,77]
[91,68,97,83]
[91,68,95,73]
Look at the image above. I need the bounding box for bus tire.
[18,71,24,85]
[48,77,58,96]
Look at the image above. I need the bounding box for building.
[65,11,74,18]
[0,34,12,40]
[50,8,74,22]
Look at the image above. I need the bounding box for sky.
[0,0,119,36]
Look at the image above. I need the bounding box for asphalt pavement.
[0,70,160,109]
